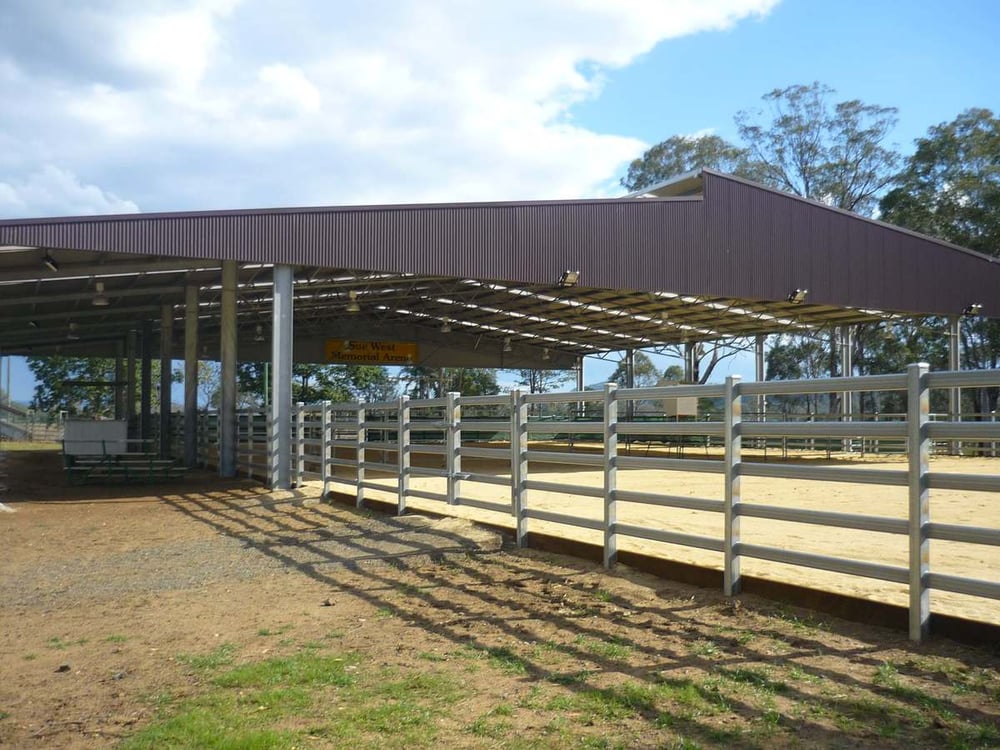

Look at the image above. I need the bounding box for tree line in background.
[624,82,999,416]
[26,83,999,418]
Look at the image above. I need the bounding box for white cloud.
[0,166,139,218]
[0,0,779,214]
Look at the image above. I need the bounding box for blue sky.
[2,0,999,404]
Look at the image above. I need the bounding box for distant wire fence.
[0,406,65,443]
[185,365,1000,642]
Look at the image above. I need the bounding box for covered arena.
[1,169,999,644]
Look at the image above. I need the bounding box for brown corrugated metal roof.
[0,170,996,362]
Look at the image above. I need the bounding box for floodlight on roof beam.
[787,288,808,304]
[962,303,983,318]
[92,280,110,307]
[346,290,360,313]
[254,323,266,342]
[503,337,512,352]
[558,270,580,288]
[440,318,452,333]
[43,253,59,272]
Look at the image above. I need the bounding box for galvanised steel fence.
[196,364,1000,642]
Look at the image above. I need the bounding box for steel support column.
[219,261,238,478]
[140,321,152,445]
[114,339,125,421]
[840,326,853,452]
[949,315,962,455]
[270,264,294,489]
[755,334,766,424]
[184,284,199,467]
[126,330,136,431]
[159,303,174,458]
[624,349,635,421]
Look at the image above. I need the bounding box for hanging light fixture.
[346,290,360,313]
[67,322,80,341]
[542,347,550,361]
[92,280,110,307]
[254,323,266,342]
[440,318,452,333]
[42,253,59,272]
[503,337,512,352]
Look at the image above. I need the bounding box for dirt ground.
[2,449,1000,749]
[349,447,1000,626]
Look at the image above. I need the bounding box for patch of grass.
[22,653,36,661]
[459,644,530,676]
[689,640,720,658]
[548,670,593,686]
[176,643,238,672]
[324,629,345,640]
[213,653,359,689]
[467,705,515,739]
[105,634,128,643]
[256,624,293,637]
[0,712,9,721]
[575,635,633,660]
[120,698,297,750]
[375,607,396,619]
[720,666,788,694]
[787,664,821,684]
[592,588,614,602]
[417,651,447,662]
[0,441,61,451]
[548,681,659,722]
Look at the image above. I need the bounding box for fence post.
[398,395,410,515]
[246,414,254,479]
[907,362,931,641]
[511,389,528,547]
[295,403,305,487]
[446,392,461,506]
[724,375,743,596]
[356,405,366,507]
[321,401,332,499]
[603,383,618,569]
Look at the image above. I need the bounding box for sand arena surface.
[345,447,1000,626]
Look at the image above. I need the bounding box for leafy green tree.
[28,355,176,417]
[400,366,500,399]
[880,108,1000,412]
[608,351,660,387]
[513,368,573,394]
[621,134,757,192]
[736,81,900,214]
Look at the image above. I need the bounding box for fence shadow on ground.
[158,487,1000,749]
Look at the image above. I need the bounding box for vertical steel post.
[219,260,238,477]
[511,389,528,547]
[126,329,137,437]
[140,321,152,446]
[446,392,461,506]
[295,402,305,487]
[183,284,199,467]
[723,374,743,596]
[840,326,853,453]
[603,383,618,569]
[270,264,293,488]
[755,334,766,423]
[949,315,961,456]
[114,339,125,421]
[159,303,174,458]
[907,362,931,641]
[398,395,410,515]
[356,405,366,507]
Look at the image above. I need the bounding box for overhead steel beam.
[0,257,226,283]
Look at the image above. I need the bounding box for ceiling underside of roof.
[0,246,897,364]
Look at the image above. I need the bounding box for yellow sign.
[325,339,419,365]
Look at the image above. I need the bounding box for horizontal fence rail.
[196,365,1000,642]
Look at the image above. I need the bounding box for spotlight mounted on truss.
[92,280,110,307]
[962,303,983,318]
[346,290,360,314]
[254,323,266,342]
[503,337,512,353]
[557,270,580,288]
[43,253,59,273]
[542,347,550,361]
[787,288,808,304]
[440,318,452,333]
